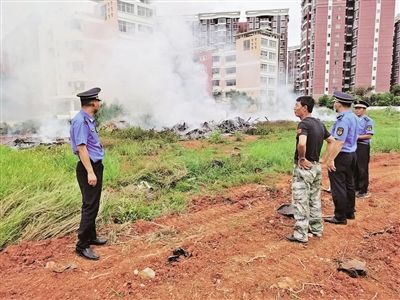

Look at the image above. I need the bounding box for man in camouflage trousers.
[287,96,335,243]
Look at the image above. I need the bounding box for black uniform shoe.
[286,235,307,244]
[90,238,108,246]
[76,247,99,260]
[324,217,347,225]
[346,213,355,220]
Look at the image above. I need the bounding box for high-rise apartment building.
[208,30,279,105]
[287,45,301,93]
[391,14,400,87]
[299,0,314,96]
[246,10,289,85]
[194,9,288,84]
[350,0,395,92]
[235,30,280,106]
[300,0,395,98]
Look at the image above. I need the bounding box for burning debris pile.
[169,117,257,139]
[0,117,262,150]
[0,136,70,150]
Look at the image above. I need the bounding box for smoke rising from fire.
[1,1,334,140]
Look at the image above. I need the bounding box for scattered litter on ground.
[277,203,295,218]
[138,267,156,279]
[363,226,395,239]
[337,259,367,278]
[45,261,78,273]
[168,247,192,263]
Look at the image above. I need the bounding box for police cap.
[353,100,370,109]
[76,87,101,102]
[333,91,354,104]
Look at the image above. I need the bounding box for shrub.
[209,130,224,144]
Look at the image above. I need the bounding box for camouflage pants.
[291,163,323,242]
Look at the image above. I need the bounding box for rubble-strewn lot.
[0,153,399,299]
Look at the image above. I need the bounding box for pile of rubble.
[0,136,69,150]
[170,117,257,139]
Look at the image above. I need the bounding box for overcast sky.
[153,0,400,47]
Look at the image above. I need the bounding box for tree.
[318,95,334,109]
[390,84,400,96]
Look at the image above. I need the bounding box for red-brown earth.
[1,153,399,299]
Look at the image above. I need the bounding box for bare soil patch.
[1,153,399,299]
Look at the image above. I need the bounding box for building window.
[212,56,220,62]
[268,78,275,85]
[226,67,236,74]
[138,6,152,17]
[269,40,277,48]
[225,55,236,62]
[226,79,236,86]
[71,61,83,72]
[71,81,85,91]
[212,68,220,74]
[212,80,220,86]
[335,24,341,29]
[243,40,250,50]
[118,1,134,14]
[138,24,152,33]
[269,52,276,60]
[118,20,135,34]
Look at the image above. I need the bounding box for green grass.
[0,110,398,248]
[368,109,400,153]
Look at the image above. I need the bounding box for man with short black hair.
[70,87,107,260]
[353,100,374,198]
[324,91,359,225]
[287,96,335,243]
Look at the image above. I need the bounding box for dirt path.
[1,153,399,299]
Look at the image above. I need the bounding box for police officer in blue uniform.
[353,100,374,198]
[70,87,107,260]
[324,91,359,225]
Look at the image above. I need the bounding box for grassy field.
[0,109,399,248]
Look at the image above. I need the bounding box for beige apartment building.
[195,9,288,85]
[236,30,279,107]
[210,30,280,108]
[96,0,154,35]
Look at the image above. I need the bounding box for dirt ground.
[1,153,399,299]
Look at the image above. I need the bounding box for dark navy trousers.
[76,160,103,249]
[328,152,357,221]
[354,143,370,194]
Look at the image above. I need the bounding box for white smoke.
[1,1,335,139]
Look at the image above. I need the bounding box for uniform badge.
[366,125,372,131]
[336,127,344,136]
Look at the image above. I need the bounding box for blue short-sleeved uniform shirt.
[331,110,359,153]
[357,115,374,145]
[70,110,104,163]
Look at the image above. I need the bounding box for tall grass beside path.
[0,110,398,248]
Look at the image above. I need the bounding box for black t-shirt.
[294,117,331,163]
